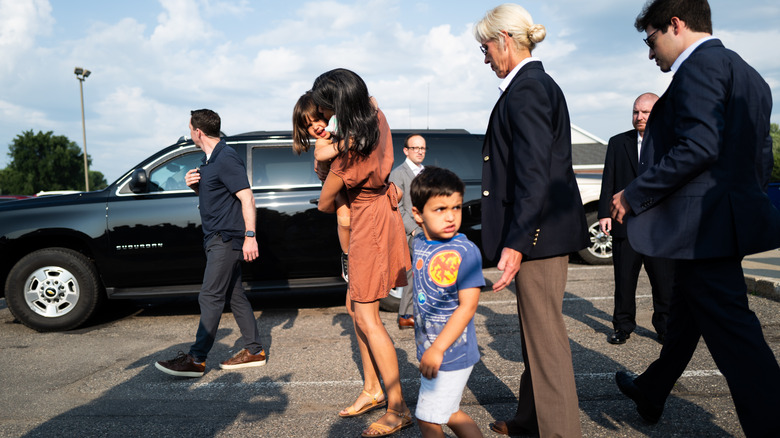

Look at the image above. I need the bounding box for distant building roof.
[571,124,607,167]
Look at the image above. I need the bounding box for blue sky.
[1,0,778,183]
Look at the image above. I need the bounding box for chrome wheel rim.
[587,222,612,259]
[23,266,80,318]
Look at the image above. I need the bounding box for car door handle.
[309,198,319,204]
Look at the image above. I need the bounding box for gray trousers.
[189,234,262,362]
[398,233,415,317]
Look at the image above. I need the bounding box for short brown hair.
[190,109,221,138]
[635,0,712,34]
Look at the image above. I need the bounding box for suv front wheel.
[5,248,103,332]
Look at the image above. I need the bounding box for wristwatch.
[245,231,255,238]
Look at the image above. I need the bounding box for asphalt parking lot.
[1,261,778,437]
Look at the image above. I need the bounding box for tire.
[5,248,103,332]
[577,210,613,265]
[379,287,402,312]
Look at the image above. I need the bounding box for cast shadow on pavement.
[562,290,734,437]
[21,328,289,437]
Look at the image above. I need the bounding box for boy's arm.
[419,287,480,379]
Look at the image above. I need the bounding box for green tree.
[0,130,107,195]
[771,123,780,182]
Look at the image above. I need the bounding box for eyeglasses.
[643,28,661,49]
[479,32,513,55]
[405,146,426,152]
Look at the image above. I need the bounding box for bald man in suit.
[598,93,673,345]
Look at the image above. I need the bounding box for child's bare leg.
[418,419,446,438]
[335,192,350,254]
[447,410,483,438]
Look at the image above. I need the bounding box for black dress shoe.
[608,330,631,344]
[657,332,665,344]
[615,370,663,424]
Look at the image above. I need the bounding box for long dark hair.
[311,68,378,157]
[291,91,320,155]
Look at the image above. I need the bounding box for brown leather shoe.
[398,315,414,329]
[155,351,205,377]
[220,348,267,369]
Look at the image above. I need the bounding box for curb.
[746,275,780,302]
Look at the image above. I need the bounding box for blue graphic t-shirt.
[413,232,485,371]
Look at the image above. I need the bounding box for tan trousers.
[512,255,582,438]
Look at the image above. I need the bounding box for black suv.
[0,130,486,331]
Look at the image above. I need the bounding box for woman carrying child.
[311,68,412,437]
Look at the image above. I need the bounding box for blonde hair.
[474,3,547,52]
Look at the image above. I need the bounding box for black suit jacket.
[624,39,780,258]
[481,61,588,262]
[598,129,639,239]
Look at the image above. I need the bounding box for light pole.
[74,67,91,191]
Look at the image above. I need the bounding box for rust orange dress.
[329,110,410,302]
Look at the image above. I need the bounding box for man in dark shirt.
[155,109,266,377]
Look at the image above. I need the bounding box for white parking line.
[483,294,652,306]
[146,369,722,391]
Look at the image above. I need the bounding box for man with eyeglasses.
[610,0,780,435]
[389,134,427,329]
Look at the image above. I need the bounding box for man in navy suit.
[475,4,588,437]
[611,1,780,435]
[598,93,673,345]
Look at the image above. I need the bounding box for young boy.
[410,166,485,438]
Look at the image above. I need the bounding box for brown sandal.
[338,390,387,418]
[361,408,413,437]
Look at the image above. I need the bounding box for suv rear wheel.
[5,248,103,332]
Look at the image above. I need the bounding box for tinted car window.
[252,147,319,187]
[148,151,204,192]
[422,136,482,181]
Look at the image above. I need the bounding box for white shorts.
[415,365,473,424]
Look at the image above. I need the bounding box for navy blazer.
[624,39,780,259]
[481,61,588,262]
[598,129,640,239]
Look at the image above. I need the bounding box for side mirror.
[129,169,148,193]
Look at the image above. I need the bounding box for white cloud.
[252,47,306,80]
[151,0,216,46]
[90,86,185,177]
[0,0,53,74]
[0,99,55,133]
